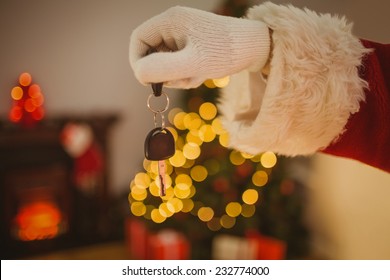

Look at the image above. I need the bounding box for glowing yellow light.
[134,172,151,189]
[199,124,216,142]
[189,185,196,198]
[159,203,174,218]
[220,214,235,229]
[130,202,146,216]
[169,150,186,167]
[175,174,192,185]
[213,76,230,88]
[211,118,226,135]
[241,152,254,159]
[11,86,24,100]
[183,112,202,130]
[241,204,256,217]
[168,107,182,125]
[156,174,172,189]
[175,136,185,150]
[229,150,246,165]
[207,218,222,231]
[143,159,152,172]
[151,209,166,223]
[131,186,147,201]
[183,142,201,160]
[261,151,277,168]
[250,155,262,162]
[190,165,208,182]
[174,185,191,199]
[181,199,194,213]
[198,207,214,222]
[167,198,183,213]
[19,72,32,86]
[219,132,230,147]
[173,112,187,130]
[203,79,216,88]
[176,182,190,191]
[149,181,161,197]
[186,130,203,146]
[252,170,268,187]
[161,187,175,200]
[242,189,259,205]
[225,202,242,217]
[199,102,217,121]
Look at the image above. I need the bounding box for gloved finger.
[133,46,200,85]
[164,77,205,89]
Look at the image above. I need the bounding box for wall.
[1,0,389,259]
[0,0,220,195]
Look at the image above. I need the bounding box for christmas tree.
[128,0,309,259]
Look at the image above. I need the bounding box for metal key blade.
[158,160,166,196]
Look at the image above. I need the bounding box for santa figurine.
[129,2,389,172]
[61,122,104,194]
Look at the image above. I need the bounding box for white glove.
[129,6,270,88]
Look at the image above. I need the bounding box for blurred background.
[0,0,389,260]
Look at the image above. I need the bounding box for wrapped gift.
[212,232,286,260]
[147,229,190,259]
[125,218,149,259]
[212,234,257,259]
[246,230,286,260]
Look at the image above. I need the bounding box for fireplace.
[0,115,118,259]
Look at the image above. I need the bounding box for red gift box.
[212,232,286,260]
[125,218,149,259]
[147,230,190,260]
[246,230,286,260]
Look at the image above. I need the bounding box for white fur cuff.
[218,2,369,156]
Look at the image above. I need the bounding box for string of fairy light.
[128,76,277,231]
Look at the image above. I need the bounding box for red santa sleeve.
[322,40,390,172]
[217,3,390,173]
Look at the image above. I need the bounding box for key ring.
[147,92,170,114]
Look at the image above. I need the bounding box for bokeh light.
[242,189,259,205]
[220,214,235,229]
[11,86,23,100]
[190,165,208,182]
[130,202,146,216]
[252,170,268,187]
[198,207,214,222]
[229,150,246,165]
[199,124,216,142]
[241,204,256,217]
[213,76,230,88]
[199,102,217,121]
[261,151,277,168]
[225,202,242,218]
[19,72,32,86]
[183,142,201,160]
[151,209,166,223]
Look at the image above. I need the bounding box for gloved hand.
[129,6,270,88]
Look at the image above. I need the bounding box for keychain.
[144,49,175,196]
